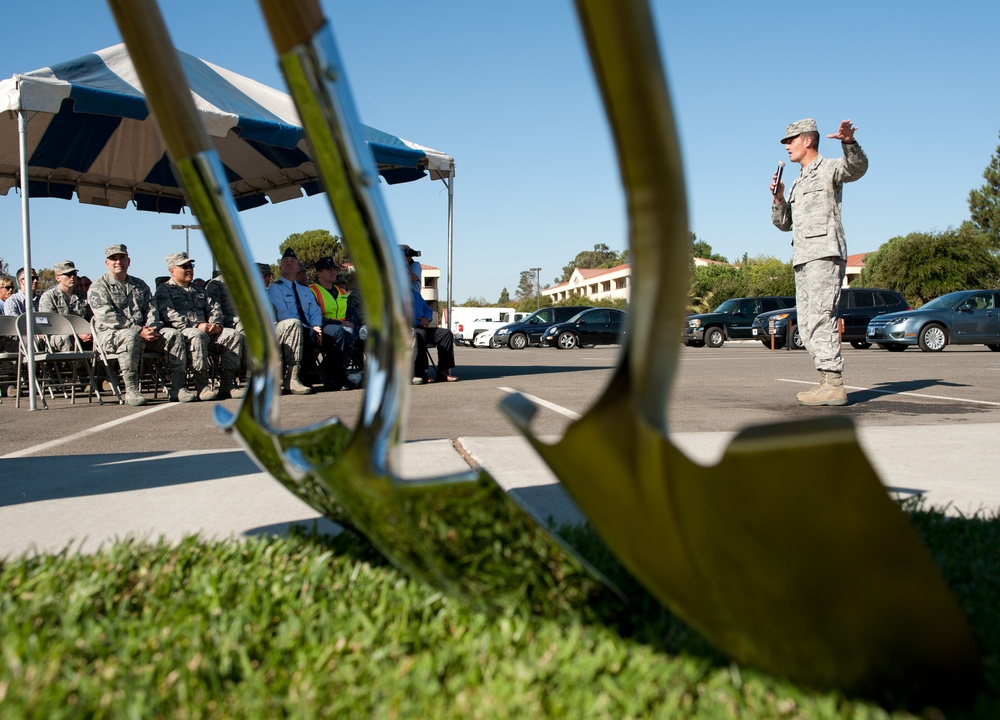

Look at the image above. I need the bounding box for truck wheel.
[489,336,502,349]
[508,333,528,350]
[556,332,578,349]
[705,327,725,348]
[791,328,805,350]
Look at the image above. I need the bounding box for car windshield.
[921,291,973,310]
[713,299,740,313]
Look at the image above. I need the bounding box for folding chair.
[0,315,21,404]
[15,312,103,408]
[66,314,124,404]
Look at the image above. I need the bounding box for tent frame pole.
[444,165,454,330]
[17,108,39,410]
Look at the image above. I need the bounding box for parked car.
[865,289,1000,352]
[494,306,594,349]
[683,296,795,348]
[540,308,628,349]
[750,288,910,350]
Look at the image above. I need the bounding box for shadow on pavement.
[0,450,261,507]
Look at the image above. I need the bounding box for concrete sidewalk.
[2,425,999,559]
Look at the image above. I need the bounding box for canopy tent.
[0,43,453,211]
[0,43,455,410]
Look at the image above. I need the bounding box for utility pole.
[530,267,542,310]
[170,223,202,256]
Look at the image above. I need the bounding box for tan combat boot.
[122,371,148,407]
[217,370,246,400]
[284,363,313,395]
[796,371,848,407]
[195,372,218,402]
[168,370,196,403]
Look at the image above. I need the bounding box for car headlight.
[546,325,557,334]
[688,318,702,328]
[886,316,909,325]
[771,313,790,321]
[496,328,509,335]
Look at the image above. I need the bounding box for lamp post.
[170,223,202,256]
[530,267,541,310]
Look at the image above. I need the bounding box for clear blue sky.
[2,1,998,302]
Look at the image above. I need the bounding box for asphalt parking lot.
[3,339,1000,458]
[5,338,1000,557]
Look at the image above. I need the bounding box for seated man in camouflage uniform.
[38,260,93,351]
[89,244,191,406]
[155,251,245,401]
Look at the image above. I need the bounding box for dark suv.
[750,287,910,350]
[494,306,594,349]
[682,296,795,348]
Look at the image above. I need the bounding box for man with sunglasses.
[89,244,190,406]
[154,251,246,402]
[3,267,39,316]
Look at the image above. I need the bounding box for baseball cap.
[105,243,129,258]
[53,260,78,276]
[780,118,817,144]
[166,251,195,269]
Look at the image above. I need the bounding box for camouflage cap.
[105,243,129,258]
[166,251,195,269]
[53,260,78,276]
[781,118,817,144]
[256,262,274,275]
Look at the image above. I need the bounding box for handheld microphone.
[772,161,785,196]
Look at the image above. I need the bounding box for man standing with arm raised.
[771,118,868,406]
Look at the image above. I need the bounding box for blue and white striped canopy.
[0,44,453,213]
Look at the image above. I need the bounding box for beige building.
[543,264,632,304]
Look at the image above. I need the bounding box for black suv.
[682,296,795,348]
[750,287,910,350]
[494,306,594,349]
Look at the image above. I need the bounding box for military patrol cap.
[256,262,274,275]
[53,260,78,276]
[781,118,817,144]
[281,247,297,259]
[105,243,129,258]
[166,251,195,269]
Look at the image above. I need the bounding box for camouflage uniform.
[38,286,93,352]
[205,274,243,333]
[88,272,186,376]
[154,279,245,376]
[772,140,868,373]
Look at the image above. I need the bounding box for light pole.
[171,223,202,256]
[530,267,541,310]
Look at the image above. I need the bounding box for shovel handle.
[259,0,325,55]
[106,0,210,161]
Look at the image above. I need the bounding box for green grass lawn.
[1,506,998,719]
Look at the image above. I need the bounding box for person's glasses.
[179,262,195,270]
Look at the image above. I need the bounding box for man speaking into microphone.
[770,118,868,406]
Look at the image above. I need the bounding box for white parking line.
[1,403,178,459]
[777,379,1000,406]
[498,387,582,419]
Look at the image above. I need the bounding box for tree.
[859,224,1000,305]
[690,234,728,263]
[497,288,511,305]
[686,255,792,312]
[278,229,346,284]
[559,243,621,282]
[969,131,1000,249]
[460,296,490,307]
[35,267,56,293]
[514,270,537,303]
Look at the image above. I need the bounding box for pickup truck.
[454,312,530,347]
[682,296,795,348]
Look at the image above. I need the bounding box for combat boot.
[122,372,148,407]
[284,363,313,395]
[195,373,218,402]
[217,370,245,400]
[796,371,848,407]
[168,370,196,403]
